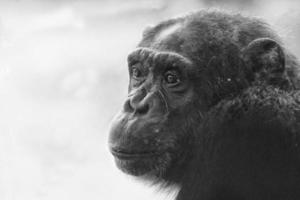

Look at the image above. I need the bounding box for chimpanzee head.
[108,11,291,183]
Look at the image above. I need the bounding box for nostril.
[123,99,150,115]
[123,99,134,113]
[135,104,150,115]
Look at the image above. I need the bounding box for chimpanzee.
[108,10,300,200]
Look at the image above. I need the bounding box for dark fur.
[109,10,300,200]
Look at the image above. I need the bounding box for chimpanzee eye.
[164,71,180,85]
[132,67,142,79]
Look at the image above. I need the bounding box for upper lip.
[110,147,162,159]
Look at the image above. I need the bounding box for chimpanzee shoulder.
[204,86,300,134]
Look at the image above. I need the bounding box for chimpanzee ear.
[242,38,285,85]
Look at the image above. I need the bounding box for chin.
[111,150,172,178]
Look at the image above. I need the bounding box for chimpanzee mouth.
[110,148,162,160]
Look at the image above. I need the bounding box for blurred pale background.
[0,0,299,199]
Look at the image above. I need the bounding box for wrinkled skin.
[109,10,300,200]
[109,49,198,179]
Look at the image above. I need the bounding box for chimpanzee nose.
[123,88,151,115]
[133,103,150,115]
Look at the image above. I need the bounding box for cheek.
[167,106,202,143]
[168,86,195,111]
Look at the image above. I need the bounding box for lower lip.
[110,149,161,160]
